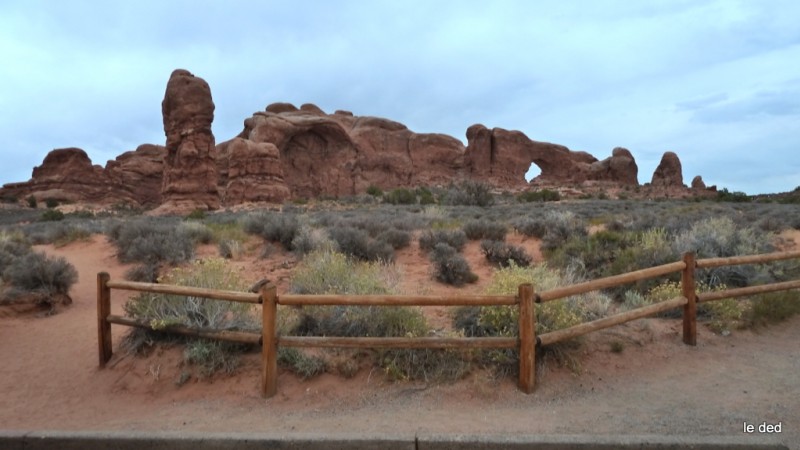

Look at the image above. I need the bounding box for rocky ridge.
[1,70,714,211]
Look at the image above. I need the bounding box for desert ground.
[1,229,798,448]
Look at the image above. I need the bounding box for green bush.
[744,291,800,327]
[27,196,37,208]
[290,249,399,295]
[122,258,257,375]
[416,187,436,205]
[716,188,750,203]
[40,209,65,222]
[518,189,560,203]
[185,209,207,220]
[429,243,477,286]
[384,188,417,205]
[463,219,507,241]
[366,185,383,197]
[181,221,214,245]
[125,263,160,282]
[45,198,60,209]
[418,229,467,252]
[480,240,531,267]
[278,348,327,379]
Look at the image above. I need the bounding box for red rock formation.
[691,175,706,190]
[218,138,289,204]
[0,71,710,207]
[159,69,219,212]
[651,151,684,187]
[588,147,639,185]
[4,148,111,203]
[105,144,165,207]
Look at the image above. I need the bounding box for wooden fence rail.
[97,250,800,398]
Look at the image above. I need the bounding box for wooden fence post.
[518,283,535,394]
[97,272,112,367]
[260,283,278,398]
[682,252,697,346]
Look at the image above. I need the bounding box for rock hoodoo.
[651,151,684,187]
[0,69,711,208]
[159,69,219,212]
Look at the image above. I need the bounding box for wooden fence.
[97,249,800,398]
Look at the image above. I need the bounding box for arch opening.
[524,162,542,183]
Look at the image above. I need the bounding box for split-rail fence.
[97,249,800,397]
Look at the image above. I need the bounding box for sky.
[1,0,798,195]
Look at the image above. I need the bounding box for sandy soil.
[0,234,798,448]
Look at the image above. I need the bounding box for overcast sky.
[1,0,798,194]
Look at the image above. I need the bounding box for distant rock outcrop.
[691,175,706,190]
[158,69,219,212]
[218,138,289,204]
[651,151,684,187]
[0,69,713,208]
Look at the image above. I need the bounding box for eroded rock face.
[0,71,710,207]
[17,148,110,203]
[0,146,165,207]
[588,147,639,185]
[218,138,289,204]
[105,144,165,207]
[651,151,684,187]
[691,175,706,190]
[159,69,219,212]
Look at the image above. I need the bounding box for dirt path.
[0,235,797,448]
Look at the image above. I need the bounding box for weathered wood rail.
[97,250,800,398]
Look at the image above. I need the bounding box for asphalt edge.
[0,430,789,450]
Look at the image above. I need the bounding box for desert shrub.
[124,258,255,330]
[184,339,244,377]
[376,228,411,249]
[180,221,214,245]
[242,213,300,251]
[513,210,586,251]
[366,185,383,197]
[291,226,335,256]
[277,348,327,379]
[217,239,242,260]
[480,240,532,267]
[290,249,399,295]
[429,243,477,286]
[45,198,60,209]
[744,291,800,327]
[125,263,160,282]
[185,209,206,221]
[625,281,742,330]
[513,217,547,238]
[417,187,436,205]
[716,188,750,203]
[288,250,461,381]
[673,217,774,287]
[328,226,394,262]
[463,219,507,241]
[109,219,194,265]
[455,262,610,375]
[122,258,257,375]
[40,209,64,222]
[2,251,78,306]
[0,233,31,274]
[418,229,467,252]
[440,181,494,207]
[27,196,37,208]
[384,188,416,205]
[518,189,560,203]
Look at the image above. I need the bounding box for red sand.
[0,234,798,447]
